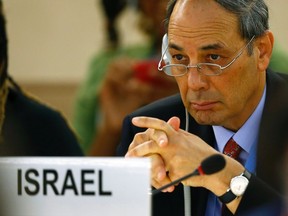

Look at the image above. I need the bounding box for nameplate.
[0,157,151,216]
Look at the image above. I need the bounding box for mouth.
[190,101,217,111]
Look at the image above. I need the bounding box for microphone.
[152,154,226,195]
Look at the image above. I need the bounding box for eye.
[173,54,183,61]
[208,54,221,61]
[171,54,188,64]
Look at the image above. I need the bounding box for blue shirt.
[204,87,266,216]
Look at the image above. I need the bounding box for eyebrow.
[169,42,224,52]
[169,43,184,51]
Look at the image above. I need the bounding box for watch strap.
[218,189,236,204]
[218,170,251,204]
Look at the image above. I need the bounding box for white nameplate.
[0,157,151,216]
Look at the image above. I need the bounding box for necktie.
[223,138,242,160]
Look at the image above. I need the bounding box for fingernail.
[132,117,139,123]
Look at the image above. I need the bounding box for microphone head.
[201,154,226,175]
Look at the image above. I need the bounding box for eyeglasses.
[158,35,255,77]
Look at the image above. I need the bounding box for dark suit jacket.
[0,86,83,156]
[117,69,288,216]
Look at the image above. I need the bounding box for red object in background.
[133,60,166,86]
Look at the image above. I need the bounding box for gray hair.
[164,0,269,41]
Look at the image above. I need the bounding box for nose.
[186,67,209,91]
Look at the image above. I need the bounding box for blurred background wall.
[2,0,288,122]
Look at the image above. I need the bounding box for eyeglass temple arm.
[221,35,255,70]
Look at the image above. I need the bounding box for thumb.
[167,116,181,131]
[158,116,181,148]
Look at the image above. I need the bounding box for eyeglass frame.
[157,35,256,77]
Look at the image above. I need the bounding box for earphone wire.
[184,108,192,216]
[162,33,191,215]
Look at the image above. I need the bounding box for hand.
[126,117,181,192]
[126,116,217,190]
[126,116,246,213]
[126,116,244,190]
[99,57,153,133]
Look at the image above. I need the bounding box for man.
[117,0,287,215]
[0,1,83,156]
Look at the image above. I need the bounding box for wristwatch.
[218,170,251,204]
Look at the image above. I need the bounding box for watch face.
[230,176,249,196]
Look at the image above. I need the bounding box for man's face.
[168,0,267,131]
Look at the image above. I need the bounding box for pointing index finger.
[132,116,175,133]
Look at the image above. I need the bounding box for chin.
[192,111,221,126]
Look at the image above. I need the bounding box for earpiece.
[161,33,171,64]
[161,33,168,55]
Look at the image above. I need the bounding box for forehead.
[168,0,241,45]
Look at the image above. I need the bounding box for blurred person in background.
[73,0,178,156]
[0,1,83,156]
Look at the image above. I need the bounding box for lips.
[190,101,217,111]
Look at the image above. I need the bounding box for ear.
[255,30,274,71]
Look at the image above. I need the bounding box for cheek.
[224,65,258,106]
[175,77,188,98]
[212,67,244,104]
